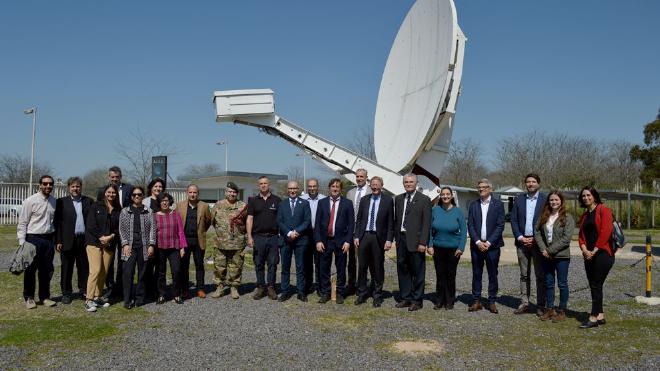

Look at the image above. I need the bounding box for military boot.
[253,286,266,300]
[211,286,225,298]
[230,287,239,299]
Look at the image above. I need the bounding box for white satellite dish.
[213,0,466,197]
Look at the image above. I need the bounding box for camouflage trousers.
[213,249,245,288]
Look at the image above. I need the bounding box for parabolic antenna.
[374,0,464,179]
[213,0,466,197]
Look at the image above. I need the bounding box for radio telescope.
[213,0,466,197]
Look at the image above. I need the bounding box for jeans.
[23,234,55,301]
[542,257,570,309]
[280,241,306,295]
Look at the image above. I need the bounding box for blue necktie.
[369,196,379,231]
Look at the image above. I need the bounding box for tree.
[630,110,660,191]
[81,166,109,196]
[177,163,223,181]
[346,124,376,161]
[0,154,54,183]
[438,139,488,187]
[116,127,178,187]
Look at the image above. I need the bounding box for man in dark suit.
[393,174,432,311]
[277,181,312,302]
[97,165,133,299]
[314,178,354,304]
[345,168,371,295]
[55,176,93,304]
[510,173,547,315]
[353,176,394,307]
[467,178,506,314]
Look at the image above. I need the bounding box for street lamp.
[216,140,228,173]
[296,152,306,192]
[23,107,37,187]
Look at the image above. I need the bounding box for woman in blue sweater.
[428,187,467,310]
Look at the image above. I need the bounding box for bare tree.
[0,154,54,183]
[177,163,223,181]
[439,139,488,187]
[602,141,643,191]
[116,127,178,187]
[81,166,109,197]
[346,124,376,160]
[285,165,304,184]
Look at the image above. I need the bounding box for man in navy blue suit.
[277,181,312,302]
[314,178,354,304]
[467,178,505,314]
[510,173,547,315]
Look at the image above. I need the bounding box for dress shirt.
[328,197,341,236]
[524,192,539,236]
[301,193,326,229]
[17,192,56,245]
[286,197,298,237]
[545,213,559,243]
[480,196,491,241]
[400,191,416,232]
[365,195,381,232]
[72,196,85,235]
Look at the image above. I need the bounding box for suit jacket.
[510,192,547,247]
[467,197,505,249]
[314,197,354,246]
[97,182,133,208]
[346,185,372,220]
[394,192,432,252]
[175,200,213,250]
[354,193,394,246]
[277,197,311,246]
[55,195,93,251]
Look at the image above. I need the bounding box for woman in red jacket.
[577,186,614,329]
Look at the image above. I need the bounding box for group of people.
[17,167,617,328]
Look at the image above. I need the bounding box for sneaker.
[42,298,57,307]
[211,286,225,298]
[85,301,97,312]
[25,298,37,309]
[230,287,239,299]
[61,295,72,305]
[94,297,110,308]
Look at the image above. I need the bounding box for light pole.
[296,152,306,191]
[216,140,228,173]
[23,107,37,187]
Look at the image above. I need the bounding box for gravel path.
[13,253,654,370]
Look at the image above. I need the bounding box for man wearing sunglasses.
[17,175,58,309]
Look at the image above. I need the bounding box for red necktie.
[327,198,337,236]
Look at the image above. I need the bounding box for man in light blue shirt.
[300,178,326,295]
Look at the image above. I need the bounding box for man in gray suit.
[345,168,371,296]
[393,174,432,311]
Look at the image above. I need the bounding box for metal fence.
[0,183,188,225]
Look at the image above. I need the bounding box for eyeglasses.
[41,182,54,186]
[131,193,143,197]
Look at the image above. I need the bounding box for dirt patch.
[392,340,445,355]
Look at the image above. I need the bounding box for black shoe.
[345,285,357,296]
[297,294,308,302]
[61,295,72,305]
[597,319,606,325]
[579,320,599,329]
[372,299,383,308]
[445,303,454,310]
[336,295,344,304]
[277,293,290,302]
[94,297,110,308]
[157,296,166,305]
[318,295,330,304]
[123,301,135,309]
[174,297,183,304]
[354,296,367,305]
[408,303,422,311]
[433,302,444,310]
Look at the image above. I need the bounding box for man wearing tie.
[55,177,93,304]
[314,178,354,304]
[393,174,432,311]
[277,181,312,302]
[353,176,394,307]
[345,168,371,295]
[300,178,326,295]
[467,178,506,314]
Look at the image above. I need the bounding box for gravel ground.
[4,252,652,370]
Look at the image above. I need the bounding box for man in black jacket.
[353,176,394,307]
[55,176,93,304]
[393,174,432,311]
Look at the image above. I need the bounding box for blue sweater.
[429,206,467,251]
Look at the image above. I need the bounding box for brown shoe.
[551,309,566,322]
[395,300,411,309]
[253,287,266,300]
[513,304,529,315]
[267,286,277,300]
[488,303,498,314]
[540,308,556,321]
[468,301,483,312]
[197,289,206,299]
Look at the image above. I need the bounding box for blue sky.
[1,0,658,183]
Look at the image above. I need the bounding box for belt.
[256,233,277,237]
[327,236,335,240]
[366,231,377,235]
[27,232,54,238]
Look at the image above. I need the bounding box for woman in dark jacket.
[84,184,120,312]
[119,186,157,309]
[577,186,615,329]
[143,178,165,298]
[534,190,575,322]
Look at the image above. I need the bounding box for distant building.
[190,171,288,202]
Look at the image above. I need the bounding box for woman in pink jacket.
[154,193,187,304]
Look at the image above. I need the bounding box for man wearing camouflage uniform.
[210,182,247,299]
